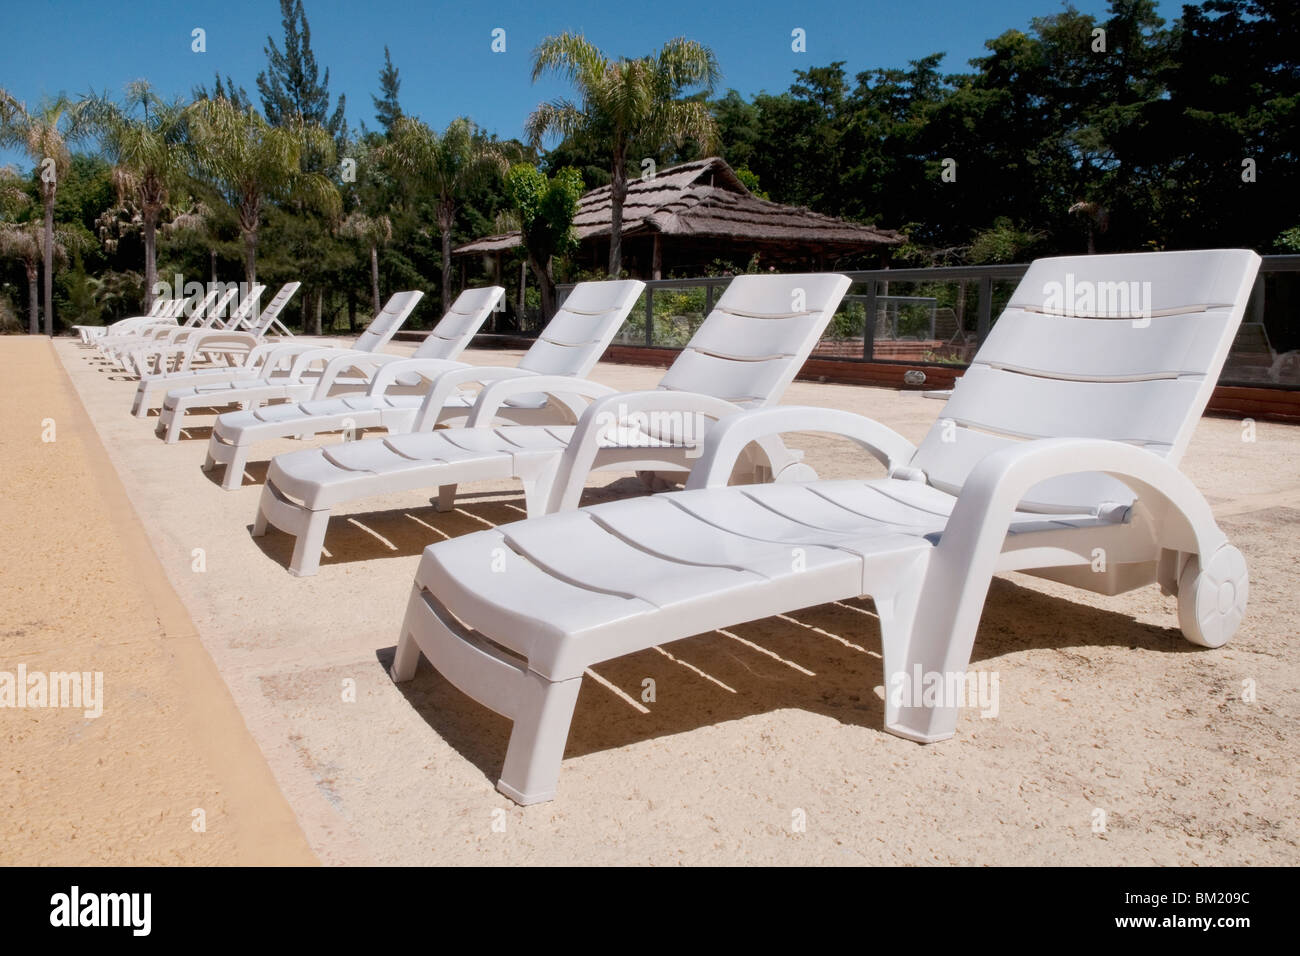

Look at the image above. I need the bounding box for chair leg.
[497,671,583,806]
[164,406,186,444]
[879,571,989,744]
[220,444,251,491]
[252,487,272,537]
[390,628,421,683]
[435,484,457,512]
[288,509,330,577]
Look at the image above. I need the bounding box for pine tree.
[256,0,347,144]
[192,73,252,110]
[372,46,403,134]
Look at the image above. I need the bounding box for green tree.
[186,96,341,285]
[0,221,51,332]
[257,0,347,148]
[526,33,720,277]
[86,82,190,309]
[1,168,40,332]
[192,73,253,111]
[372,46,404,134]
[340,211,392,315]
[504,164,583,319]
[0,91,91,333]
[382,116,509,311]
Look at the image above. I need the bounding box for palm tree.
[164,200,223,283]
[0,91,91,334]
[526,34,720,277]
[382,116,508,311]
[86,83,189,310]
[0,220,68,333]
[186,96,340,285]
[339,211,392,316]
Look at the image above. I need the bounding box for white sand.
[41,336,1300,865]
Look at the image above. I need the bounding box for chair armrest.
[364,357,473,400]
[947,438,1224,567]
[466,375,617,428]
[899,437,1230,682]
[547,390,747,513]
[175,331,262,371]
[285,346,366,382]
[307,351,408,398]
[412,366,540,430]
[685,406,918,490]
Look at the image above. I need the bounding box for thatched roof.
[455,157,903,256]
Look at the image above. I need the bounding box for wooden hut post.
[652,234,663,280]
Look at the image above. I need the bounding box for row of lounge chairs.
[81,248,1260,804]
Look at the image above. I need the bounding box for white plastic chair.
[95,290,227,363]
[252,273,848,575]
[389,249,1261,804]
[75,297,175,344]
[127,283,292,380]
[136,283,429,425]
[199,285,513,483]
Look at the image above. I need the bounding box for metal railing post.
[976,276,993,344]
[645,288,653,347]
[863,280,877,360]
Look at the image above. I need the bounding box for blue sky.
[2,0,1162,167]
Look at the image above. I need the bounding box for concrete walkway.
[0,337,315,865]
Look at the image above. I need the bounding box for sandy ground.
[19,334,1300,865]
[0,338,315,865]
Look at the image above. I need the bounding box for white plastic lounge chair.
[199,286,508,484]
[95,290,225,363]
[253,273,847,575]
[388,248,1261,805]
[205,280,635,491]
[137,283,420,424]
[76,297,175,344]
[127,282,288,378]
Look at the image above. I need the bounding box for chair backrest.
[204,287,242,328]
[516,279,645,377]
[413,286,503,359]
[353,290,426,353]
[179,289,221,328]
[157,297,187,321]
[243,282,296,335]
[217,284,267,331]
[909,249,1262,513]
[653,273,851,407]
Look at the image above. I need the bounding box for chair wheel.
[1177,545,1248,648]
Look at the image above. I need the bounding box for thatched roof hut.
[455,157,903,277]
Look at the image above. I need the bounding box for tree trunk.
[243,230,257,286]
[370,244,381,316]
[313,288,323,336]
[42,195,54,335]
[608,159,628,278]
[517,258,526,331]
[27,265,38,334]
[143,213,158,310]
[438,210,454,314]
[527,252,557,321]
